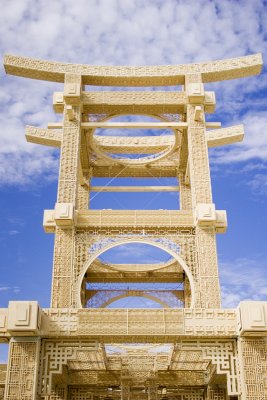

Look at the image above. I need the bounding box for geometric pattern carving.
[69,388,93,400]
[180,394,204,400]
[239,338,267,400]
[4,339,40,400]
[4,53,263,85]
[39,341,99,395]
[40,308,237,339]
[179,340,239,396]
[0,365,6,385]
[207,387,226,400]
[48,386,67,400]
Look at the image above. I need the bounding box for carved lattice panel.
[239,338,267,400]
[52,228,75,308]
[207,387,226,400]
[4,339,40,400]
[182,393,204,400]
[39,341,98,395]
[48,385,67,400]
[69,387,93,400]
[179,340,239,396]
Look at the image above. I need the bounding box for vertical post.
[185,74,221,308]
[178,113,192,211]
[77,169,90,210]
[185,74,212,208]
[4,338,40,400]
[121,382,131,400]
[238,337,267,400]
[121,371,131,400]
[183,275,191,308]
[147,374,158,400]
[51,74,83,308]
[179,172,192,210]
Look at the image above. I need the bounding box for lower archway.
[77,239,195,308]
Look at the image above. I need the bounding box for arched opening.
[78,241,193,309]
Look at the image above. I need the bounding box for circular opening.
[90,114,180,166]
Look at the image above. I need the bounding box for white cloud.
[100,242,171,264]
[220,257,267,307]
[8,230,19,235]
[0,150,59,186]
[247,173,267,196]
[210,112,267,164]
[0,285,20,293]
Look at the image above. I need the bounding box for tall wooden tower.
[0,53,266,400]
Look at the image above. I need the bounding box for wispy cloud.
[247,173,267,196]
[210,112,267,165]
[8,230,19,236]
[0,285,20,293]
[100,243,171,264]
[220,257,267,307]
[8,217,25,226]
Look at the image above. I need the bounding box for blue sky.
[0,0,267,322]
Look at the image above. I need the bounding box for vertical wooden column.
[185,74,212,207]
[77,97,90,211]
[51,74,82,308]
[185,74,221,308]
[147,374,158,400]
[178,113,192,210]
[121,372,131,400]
[4,338,40,400]
[183,275,191,308]
[77,170,90,210]
[179,172,192,210]
[238,337,267,400]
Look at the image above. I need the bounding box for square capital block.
[204,91,216,113]
[64,83,81,105]
[54,202,75,226]
[195,203,216,226]
[53,92,64,113]
[238,301,267,335]
[7,301,40,335]
[0,309,7,332]
[215,210,227,233]
[43,210,56,233]
[186,83,205,104]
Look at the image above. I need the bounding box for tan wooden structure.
[0,53,266,400]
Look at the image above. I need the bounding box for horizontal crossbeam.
[54,91,188,114]
[26,124,241,151]
[43,209,195,233]
[81,122,188,129]
[85,271,184,283]
[81,122,221,129]
[90,186,179,192]
[4,53,262,85]
[0,306,238,342]
[53,91,216,114]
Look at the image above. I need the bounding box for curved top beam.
[4,53,262,86]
